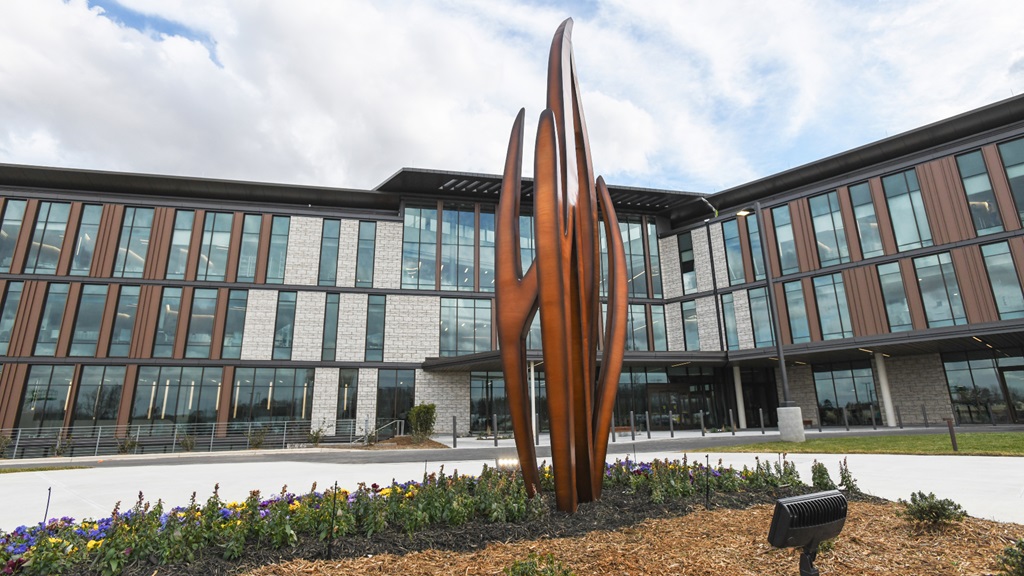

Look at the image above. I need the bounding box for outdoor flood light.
[495,457,520,472]
[767,490,848,576]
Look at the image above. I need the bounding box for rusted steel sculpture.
[495,18,627,513]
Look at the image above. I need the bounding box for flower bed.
[1,455,820,575]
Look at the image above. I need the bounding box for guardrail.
[0,419,360,460]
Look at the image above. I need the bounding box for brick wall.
[664,301,685,351]
[692,226,714,293]
[776,364,819,424]
[659,235,682,299]
[240,289,277,360]
[336,293,368,361]
[414,369,470,435]
[284,216,322,286]
[696,295,721,351]
[384,295,439,362]
[374,221,402,289]
[355,367,378,435]
[880,353,952,424]
[731,288,754,349]
[312,367,340,434]
[336,219,359,288]
[710,223,730,290]
[291,291,326,361]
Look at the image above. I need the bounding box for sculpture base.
[777,406,806,443]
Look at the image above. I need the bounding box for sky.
[1,0,1024,195]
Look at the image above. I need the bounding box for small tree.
[408,403,437,444]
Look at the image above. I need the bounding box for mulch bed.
[354,437,451,450]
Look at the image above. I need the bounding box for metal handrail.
[352,419,404,445]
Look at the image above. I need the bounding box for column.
[732,365,747,429]
[875,352,897,427]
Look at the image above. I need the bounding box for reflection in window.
[722,219,744,285]
[849,183,883,259]
[337,369,359,420]
[355,221,376,288]
[319,219,340,286]
[0,282,23,355]
[165,210,194,280]
[266,216,290,284]
[814,362,877,426]
[185,288,218,358]
[441,203,475,291]
[365,295,385,361]
[998,137,1024,225]
[681,301,699,351]
[17,365,75,430]
[197,212,233,281]
[749,287,774,347]
[230,367,315,424]
[622,218,647,297]
[981,242,1024,320]
[625,304,649,351]
[813,273,853,340]
[722,293,739,350]
[323,293,339,361]
[772,205,799,275]
[69,285,108,356]
[877,262,912,332]
[72,365,125,428]
[943,351,1016,424]
[153,287,182,358]
[402,207,438,289]
[440,298,491,357]
[784,281,810,344]
[677,232,697,294]
[957,151,1002,236]
[71,205,102,276]
[109,285,140,357]
[35,283,70,356]
[480,209,495,292]
[221,290,247,360]
[0,200,27,272]
[470,372,510,433]
[236,214,262,283]
[525,311,542,350]
[131,366,222,425]
[914,252,966,328]
[809,191,849,267]
[376,369,415,425]
[882,169,932,252]
[746,215,765,281]
[519,215,536,276]
[272,291,296,360]
[648,221,663,297]
[651,304,667,351]
[113,207,154,278]
[24,202,70,274]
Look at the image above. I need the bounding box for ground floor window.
[230,367,315,426]
[813,362,879,426]
[337,369,358,420]
[943,350,1024,424]
[131,366,223,428]
[72,365,125,429]
[375,369,415,428]
[17,365,75,431]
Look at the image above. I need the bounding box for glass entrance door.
[1000,369,1024,424]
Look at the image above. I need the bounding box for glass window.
[998,137,1024,225]
[440,298,491,357]
[323,293,339,361]
[24,201,71,274]
[153,287,182,358]
[355,221,376,288]
[221,290,247,360]
[184,288,217,358]
[681,301,699,351]
[813,273,853,340]
[71,204,102,276]
[236,214,261,283]
[772,205,799,275]
[109,285,140,357]
[914,252,966,328]
[0,200,27,273]
[113,207,154,278]
[882,169,932,252]
[337,369,359,420]
[722,219,744,285]
[677,232,697,294]
[229,367,314,425]
[272,291,296,360]
[375,369,415,426]
[165,210,194,280]
[749,287,774,348]
[525,311,542,350]
[470,372,511,434]
[365,294,386,361]
[648,221,663,297]
[69,285,108,356]
[722,293,739,350]
[621,217,647,297]
[132,366,222,425]
[441,203,476,291]
[480,209,496,292]
[319,219,340,286]
[266,216,290,284]
[402,206,438,289]
[17,365,75,430]
[877,262,912,332]
[849,182,884,259]
[746,215,766,281]
[813,362,877,426]
[809,191,850,267]
[35,283,70,356]
[651,304,667,351]
[519,214,536,276]
[625,304,649,351]
[784,280,810,344]
[957,151,1003,236]
[981,242,1024,320]
[197,212,232,281]
[943,351,1014,424]
[0,282,24,355]
[72,365,125,428]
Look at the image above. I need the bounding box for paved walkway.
[1,426,1021,530]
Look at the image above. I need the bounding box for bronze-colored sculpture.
[495,18,628,513]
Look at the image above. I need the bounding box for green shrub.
[811,460,837,490]
[838,457,861,495]
[408,403,437,443]
[898,491,967,527]
[307,426,325,446]
[998,538,1024,575]
[0,435,11,458]
[177,434,196,452]
[504,553,574,576]
[246,425,268,449]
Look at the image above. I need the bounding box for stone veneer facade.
[383,295,440,362]
[283,216,322,286]
[240,289,278,360]
[414,369,471,434]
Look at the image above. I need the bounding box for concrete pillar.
[778,406,806,442]
[732,365,747,429]
[875,352,897,427]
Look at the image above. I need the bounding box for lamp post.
[740,201,805,442]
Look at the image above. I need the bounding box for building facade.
[3,95,1024,450]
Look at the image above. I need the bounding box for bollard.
[669,411,674,438]
[535,412,540,445]
[364,417,369,445]
[452,416,457,448]
[728,409,736,436]
[493,414,499,447]
[842,407,850,431]
[817,414,822,433]
[759,408,765,435]
[987,403,996,426]
[645,411,652,439]
[699,410,706,437]
[945,418,958,452]
[611,412,617,443]
[922,405,929,428]
[895,406,903,429]
[630,411,636,441]
[870,404,877,430]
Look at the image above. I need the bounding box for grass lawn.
[0,466,90,474]
[715,432,1024,456]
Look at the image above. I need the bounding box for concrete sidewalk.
[1,426,1021,529]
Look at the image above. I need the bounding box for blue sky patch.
[88,0,221,66]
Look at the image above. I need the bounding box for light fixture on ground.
[767,490,848,576]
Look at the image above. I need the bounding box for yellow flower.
[87,539,104,550]
[379,488,393,497]
[289,501,301,511]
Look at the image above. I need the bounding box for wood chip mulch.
[246,502,1023,576]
